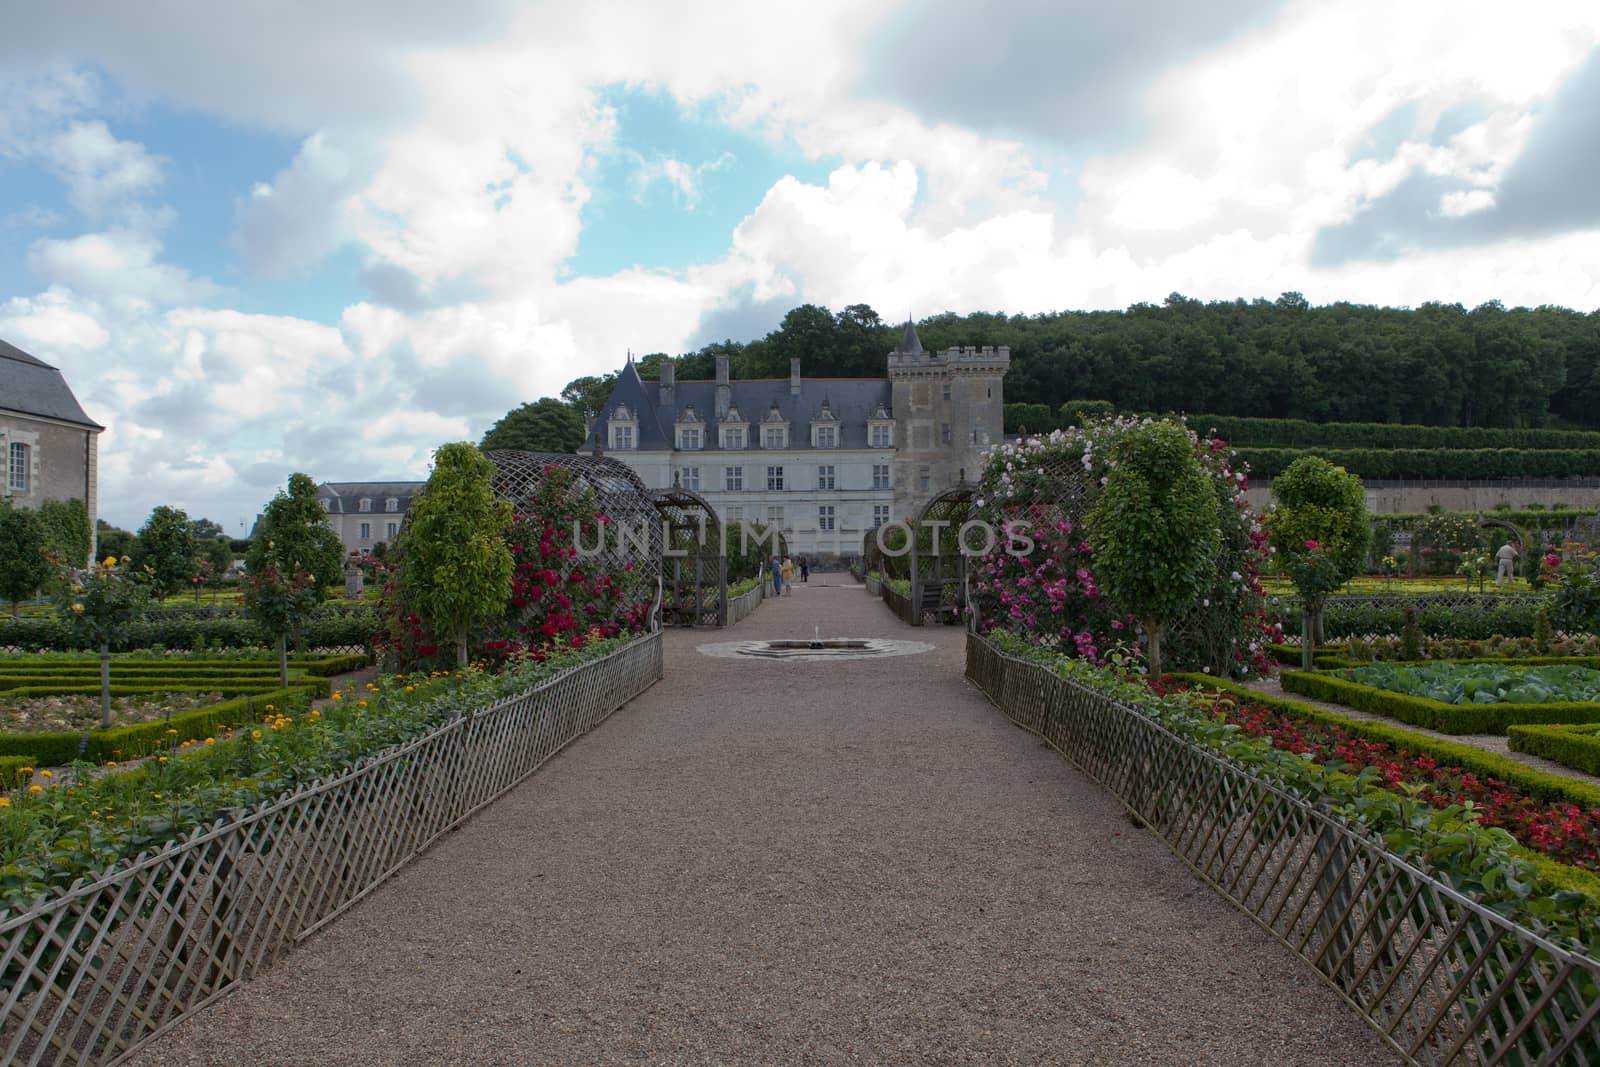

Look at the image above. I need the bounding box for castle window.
[359,498,372,513]
[872,464,891,490]
[387,522,398,538]
[873,505,891,528]
[767,505,785,528]
[814,424,837,448]
[7,442,28,492]
[918,466,931,491]
[941,423,952,444]
[870,424,892,448]
[766,465,784,491]
[678,427,703,450]
[385,498,399,512]
[679,466,701,491]
[610,425,635,450]
[720,427,746,450]
[762,426,786,449]
[724,465,743,491]
[359,522,371,540]
[818,505,835,532]
[817,465,835,491]
[942,382,952,401]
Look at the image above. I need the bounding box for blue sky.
[0,0,1596,532]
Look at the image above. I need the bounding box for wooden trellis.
[1,634,663,1067]
[908,483,978,626]
[968,631,1600,1066]
[652,486,726,627]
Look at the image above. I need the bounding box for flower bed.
[1509,722,1600,778]
[0,629,662,1066]
[1281,669,1600,734]
[968,630,1600,1062]
[1162,676,1600,873]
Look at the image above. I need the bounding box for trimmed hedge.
[1199,414,1600,452]
[1271,595,1546,639]
[1181,676,1600,812]
[0,653,368,676]
[0,677,332,700]
[1280,670,1600,734]
[1235,446,1600,480]
[0,686,315,766]
[0,608,380,652]
[0,755,31,789]
[1507,723,1600,778]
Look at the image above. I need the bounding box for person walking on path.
[799,557,809,582]
[770,556,782,596]
[1496,541,1520,585]
[781,555,795,594]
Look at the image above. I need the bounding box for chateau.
[0,337,103,564]
[580,323,1009,557]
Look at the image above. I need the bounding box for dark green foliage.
[1508,723,1600,778]
[1270,594,1548,640]
[94,519,135,560]
[654,296,1600,429]
[246,473,345,596]
[1198,415,1600,451]
[1234,447,1600,479]
[558,374,616,417]
[480,397,586,454]
[1401,606,1423,659]
[0,606,379,652]
[1061,399,1115,426]
[1003,403,1057,434]
[0,501,53,616]
[134,505,197,600]
[37,498,91,567]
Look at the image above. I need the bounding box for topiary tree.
[134,504,197,601]
[0,501,54,617]
[1267,455,1370,660]
[243,564,317,687]
[393,443,513,667]
[37,497,92,568]
[1086,421,1221,677]
[55,555,152,728]
[246,473,345,596]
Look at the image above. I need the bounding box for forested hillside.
[606,295,1600,430]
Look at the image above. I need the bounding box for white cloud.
[27,225,224,307]
[42,119,164,215]
[232,132,365,278]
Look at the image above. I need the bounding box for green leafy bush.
[1199,415,1600,452]
[1234,447,1600,480]
[1281,670,1600,734]
[0,606,379,651]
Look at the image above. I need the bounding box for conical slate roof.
[897,318,923,355]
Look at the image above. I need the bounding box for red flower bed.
[1157,680,1600,871]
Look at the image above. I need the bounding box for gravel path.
[130,576,1395,1066]
[1243,674,1600,788]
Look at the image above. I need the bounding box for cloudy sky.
[2,1,1598,532]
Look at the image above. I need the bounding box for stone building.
[315,481,423,556]
[0,337,104,561]
[579,322,1008,557]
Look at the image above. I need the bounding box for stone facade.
[580,323,1008,558]
[315,481,423,557]
[0,338,103,565]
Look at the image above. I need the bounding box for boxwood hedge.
[1507,722,1600,778]
[1280,669,1600,734]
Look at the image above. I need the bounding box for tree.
[1267,456,1370,658]
[95,518,135,561]
[559,374,616,418]
[0,501,54,617]
[189,517,226,541]
[1086,421,1221,677]
[134,505,197,601]
[38,498,92,567]
[480,397,586,454]
[246,473,345,597]
[243,564,317,687]
[56,555,151,728]
[393,443,513,667]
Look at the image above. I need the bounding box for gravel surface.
[131,577,1395,1066]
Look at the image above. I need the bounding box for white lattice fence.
[1,633,663,1067]
[727,582,765,627]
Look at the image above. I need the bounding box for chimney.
[790,357,801,396]
[715,355,731,418]
[659,360,675,407]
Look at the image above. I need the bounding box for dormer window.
[760,404,788,449]
[811,401,840,449]
[676,404,705,450]
[359,498,372,513]
[719,405,748,450]
[868,403,895,449]
[608,401,638,450]
[385,498,399,512]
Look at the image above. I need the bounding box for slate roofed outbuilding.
[584,360,892,452]
[317,481,426,515]
[0,337,104,429]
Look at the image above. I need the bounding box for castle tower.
[887,320,1008,518]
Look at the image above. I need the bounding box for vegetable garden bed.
[1281,668,1600,734]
